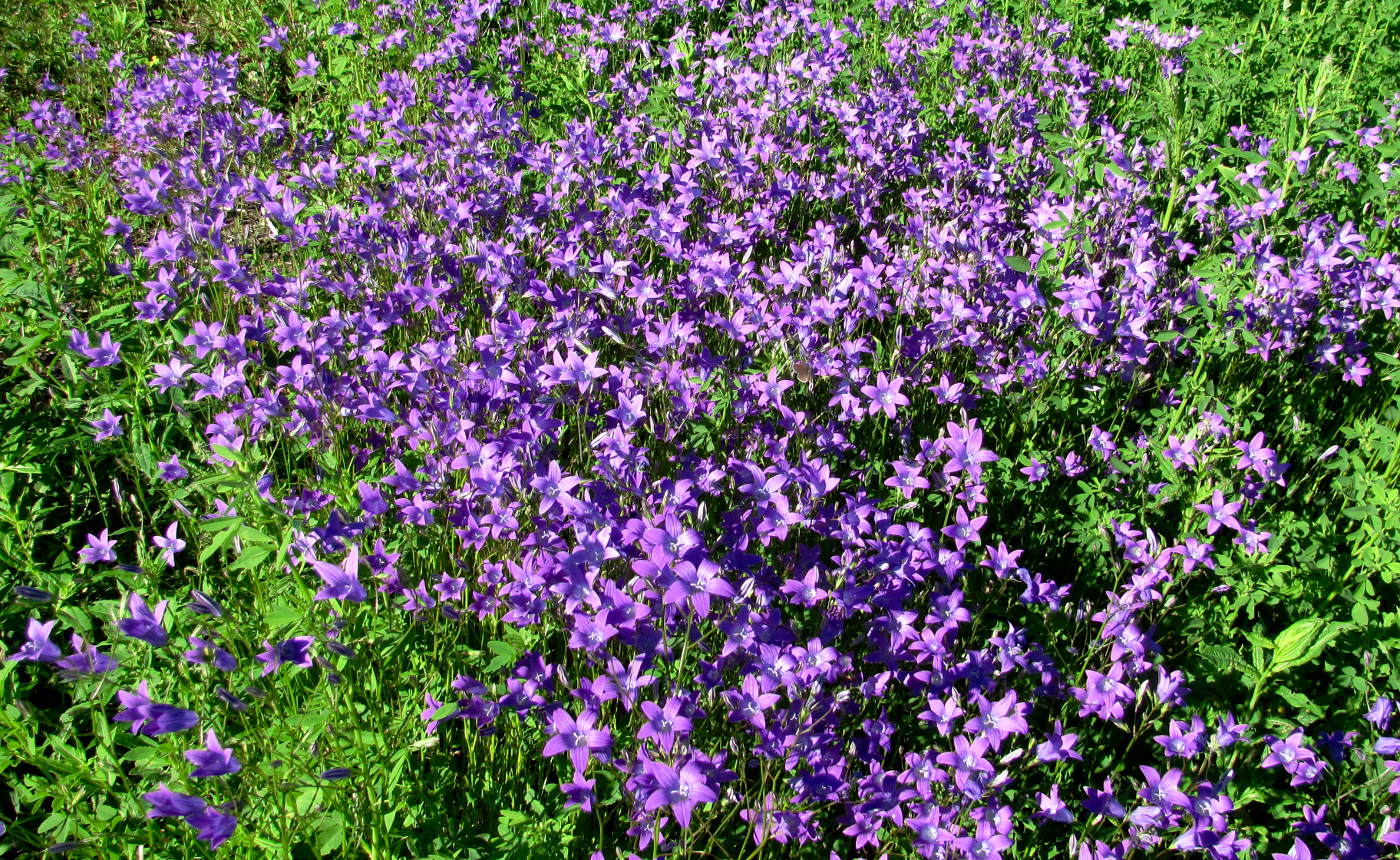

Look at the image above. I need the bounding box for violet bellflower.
[8,617,61,662]
[77,529,117,564]
[184,635,237,671]
[638,697,693,753]
[186,730,240,777]
[641,759,717,829]
[90,408,122,441]
[308,543,367,602]
[115,682,199,736]
[542,707,611,773]
[144,784,206,818]
[54,634,117,679]
[152,522,185,567]
[118,592,170,647]
[256,636,314,676]
[187,809,237,849]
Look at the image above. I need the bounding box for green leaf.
[1004,255,1031,273]
[230,543,272,571]
[1269,617,1343,673]
[318,812,347,854]
[484,639,518,673]
[264,602,301,630]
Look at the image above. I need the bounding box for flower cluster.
[4,0,1400,855]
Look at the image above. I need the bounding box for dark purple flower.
[90,409,122,442]
[118,592,169,647]
[156,455,188,482]
[724,676,779,730]
[184,635,238,671]
[144,784,205,818]
[54,634,117,679]
[13,585,54,602]
[257,636,314,676]
[186,730,240,777]
[561,776,596,812]
[1083,778,1125,818]
[68,329,121,367]
[115,683,199,737]
[186,809,236,848]
[308,544,366,602]
[8,617,61,662]
[186,590,226,618]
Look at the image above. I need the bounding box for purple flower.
[561,776,596,812]
[1262,730,1326,785]
[152,522,185,567]
[1034,721,1081,763]
[77,529,117,564]
[256,636,314,676]
[1075,664,1134,721]
[156,455,188,482]
[118,592,169,647]
[68,329,121,367]
[1154,718,1205,759]
[1212,712,1249,749]
[1034,785,1073,822]
[542,707,611,773]
[1083,778,1125,818]
[144,784,205,818]
[943,421,999,480]
[966,691,1029,750]
[8,617,61,662]
[724,676,780,730]
[642,759,717,828]
[90,408,122,441]
[953,818,1013,860]
[294,52,320,78]
[860,372,908,419]
[937,735,994,792]
[186,809,237,848]
[186,590,226,618]
[663,558,734,618]
[1194,490,1243,535]
[1020,458,1048,482]
[530,461,583,516]
[12,585,53,602]
[186,730,240,777]
[1162,435,1197,469]
[1366,697,1395,730]
[115,683,199,736]
[185,635,238,671]
[308,544,366,602]
[638,698,693,754]
[885,459,929,499]
[54,634,117,679]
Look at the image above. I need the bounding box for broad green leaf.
[1270,617,1343,673]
